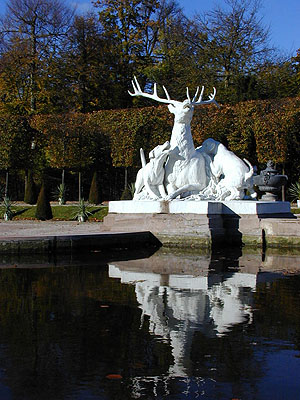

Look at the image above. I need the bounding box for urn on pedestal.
[253,161,287,201]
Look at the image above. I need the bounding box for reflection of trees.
[191,326,259,382]
[0,266,172,399]
[190,274,300,395]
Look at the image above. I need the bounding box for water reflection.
[0,248,299,399]
[108,248,300,398]
[109,265,256,376]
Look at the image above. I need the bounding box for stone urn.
[253,161,288,201]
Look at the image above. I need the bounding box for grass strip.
[0,205,108,221]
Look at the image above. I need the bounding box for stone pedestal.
[103,200,294,249]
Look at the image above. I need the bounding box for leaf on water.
[106,374,123,380]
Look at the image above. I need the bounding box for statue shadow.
[220,203,296,249]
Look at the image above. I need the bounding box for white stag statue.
[129,77,255,201]
[129,77,219,200]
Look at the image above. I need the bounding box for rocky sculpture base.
[103,200,294,249]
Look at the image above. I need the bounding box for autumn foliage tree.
[0,115,37,197]
[0,0,73,114]
[0,0,298,111]
[191,0,273,103]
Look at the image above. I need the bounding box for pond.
[0,247,300,399]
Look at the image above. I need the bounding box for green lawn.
[0,204,109,221]
[291,208,300,214]
[1,203,299,221]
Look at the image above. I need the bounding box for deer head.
[129,76,219,124]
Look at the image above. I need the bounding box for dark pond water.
[0,248,300,400]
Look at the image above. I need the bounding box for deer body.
[168,101,194,154]
[164,101,208,195]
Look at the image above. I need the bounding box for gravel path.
[0,220,105,237]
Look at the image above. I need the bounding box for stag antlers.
[187,86,219,107]
[128,76,177,105]
[129,76,219,107]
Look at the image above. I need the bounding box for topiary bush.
[88,171,101,204]
[35,182,53,220]
[24,170,37,204]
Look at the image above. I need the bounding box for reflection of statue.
[109,264,256,377]
[129,77,256,201]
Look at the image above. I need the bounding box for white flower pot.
[297,200,300,208]
[4,213,12,221]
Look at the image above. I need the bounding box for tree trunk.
[282,166,285,201]
[124,167,128,190]
[78,171,82,202]
[5,171,9,198]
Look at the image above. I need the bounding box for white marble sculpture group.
[129,77,256,201]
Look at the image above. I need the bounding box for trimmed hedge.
[1,96,300,201]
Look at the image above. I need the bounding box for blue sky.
[0,0,299,56]
[180,0,299,55]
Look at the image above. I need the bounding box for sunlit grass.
[0,204,108,221]
[291,208,300,214]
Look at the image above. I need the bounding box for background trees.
[0,0,297,110]
[190,0,273,103]
[0,0,74,114]
[61,14,112,112]
[0,115,37,197]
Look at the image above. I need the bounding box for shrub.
[120,186,133,200]
[53,183,67,205]
[24,170,37,204]
[35,182,53,220]
[88,171,101,204]
[288,181,300,202]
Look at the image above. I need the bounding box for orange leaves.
[100,105,172,168]
[105,374,123,380]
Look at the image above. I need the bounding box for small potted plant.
[2,196,14,221]
[73,199,92,222]
[288,181,300,207]
[55,183,67,205]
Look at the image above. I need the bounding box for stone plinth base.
[104,212,225,247]
[108,200,291,215]
[103,200,296,249]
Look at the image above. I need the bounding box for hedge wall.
[88,97,300,182]
[1,96,300,200]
